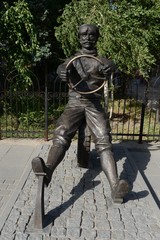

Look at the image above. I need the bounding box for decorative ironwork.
[0,67,160,142]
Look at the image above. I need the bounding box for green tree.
[26,0,52,63]
[26,0,71,68]
[0,0,71,87]
[0,0,41,86]
[55,0,160,79]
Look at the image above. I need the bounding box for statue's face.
[79,26,98,50]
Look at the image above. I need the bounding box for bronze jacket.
[57,50,116,100]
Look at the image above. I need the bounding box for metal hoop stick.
[66,54,106,95]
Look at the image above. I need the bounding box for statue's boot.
[99,150,129,203]
[32,143,66,186]
[32,157,52,186]
[111,179,129,203]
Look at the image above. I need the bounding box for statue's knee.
[52,136,70,149]
[96,142,112,154]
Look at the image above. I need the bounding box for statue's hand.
[99,65,111,78]
[59,70,68,82]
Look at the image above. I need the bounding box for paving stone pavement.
[0,139,45,231]
[0,139,160,240]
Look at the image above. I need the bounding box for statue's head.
[78,24,99,50]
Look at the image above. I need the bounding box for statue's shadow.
[44,149,101,227]
[44,144,150,227]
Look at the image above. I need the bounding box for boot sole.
[32,157,46,176]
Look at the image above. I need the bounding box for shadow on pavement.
[126,143,160,208]
[42,142,159,228]
[113,142,154,204]
[44,149,101,228]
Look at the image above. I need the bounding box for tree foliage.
[0,0,40,85]
[26,0,52,62]
[26,0,70,68]
[0,0,70,86]
[55,0,160,78]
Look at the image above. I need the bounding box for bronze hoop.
[66,54,106,95]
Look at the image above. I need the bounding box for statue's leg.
[32,141,67,186]
[85,103,129,203]
[32,101,85,229]
[98,149,129,203]
[32,101,85,185]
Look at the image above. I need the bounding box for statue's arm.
[99,57,117,78]
[57,58,72,82]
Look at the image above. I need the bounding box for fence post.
[44,62,48,141]
[138,102,145,144]
[139,84,149,144]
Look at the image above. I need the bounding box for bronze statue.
[32,24,129,203]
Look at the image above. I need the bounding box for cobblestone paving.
[1,141,160,240]
[0,139,43,227]
[0,179,19,210]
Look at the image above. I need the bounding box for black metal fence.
[0,69,160,142]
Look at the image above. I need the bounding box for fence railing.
[0,71,160,142]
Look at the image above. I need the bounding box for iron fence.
[0,69,160,142]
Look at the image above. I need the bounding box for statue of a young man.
[32,24,129,203]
